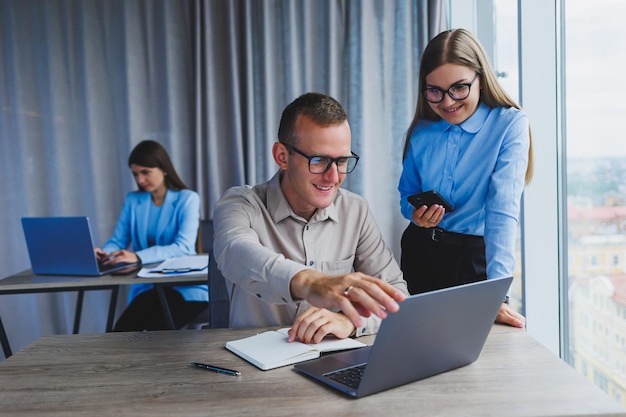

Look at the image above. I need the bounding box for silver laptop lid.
[294,276,513,397]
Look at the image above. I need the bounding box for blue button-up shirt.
[398,103,530,279]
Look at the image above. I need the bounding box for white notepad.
[225,328,367,371]
[137,255,209,278]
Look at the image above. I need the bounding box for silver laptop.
[21,216,136,276]
[294,276,513,398]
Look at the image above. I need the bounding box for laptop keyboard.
[325,364,366,389]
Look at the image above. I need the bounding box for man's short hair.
[277,92,347,145]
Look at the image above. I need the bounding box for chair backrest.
[195,223,203,255]
[200,220,230,328]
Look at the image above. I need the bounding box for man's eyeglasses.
[280,142,359,174]
[422,73,480,103]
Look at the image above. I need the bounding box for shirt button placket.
[302,224,315,268]
[303,224,314,268]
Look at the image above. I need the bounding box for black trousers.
[113,287,208,332]
[400,222,487,295]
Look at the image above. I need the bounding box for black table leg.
[73,290,85,334]
[0,315,12,359]
[156,284,175,329]
[106,286,119,332]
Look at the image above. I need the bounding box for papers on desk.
[137,255,209,278]
[225,328,367,370]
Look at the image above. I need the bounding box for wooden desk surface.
[0,325,623,417]
[0,269,207,294]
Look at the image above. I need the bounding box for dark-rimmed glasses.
[280,142,359,174]
[422,73,480,103]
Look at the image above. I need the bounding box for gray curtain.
[196,0,446,247]
[0,0,446,360]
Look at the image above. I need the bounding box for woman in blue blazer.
[96,140,208,331]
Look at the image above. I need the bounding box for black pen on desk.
[191,362,241,376]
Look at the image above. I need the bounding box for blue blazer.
[102,189,208,303]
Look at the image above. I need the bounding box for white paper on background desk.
[137,255,209,278]
[225,328,367,370]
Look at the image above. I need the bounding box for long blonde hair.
[403,28,533,184]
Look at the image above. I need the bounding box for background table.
[0,269,208,358]
[0,325,623,416]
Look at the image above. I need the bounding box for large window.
[564,0,626,406]
[463,0,626,407]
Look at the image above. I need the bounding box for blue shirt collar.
[436,102,490,134]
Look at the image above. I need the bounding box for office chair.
[183,219,230,329]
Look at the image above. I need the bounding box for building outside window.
[565,0,626,405]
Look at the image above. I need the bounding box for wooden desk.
[0,269,207,358]
[0,325,623,416]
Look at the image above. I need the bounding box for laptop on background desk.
[21,216,136,276]
[294,276,513,398]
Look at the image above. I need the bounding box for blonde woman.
[398,29,533,328]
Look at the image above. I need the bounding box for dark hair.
[403,29,533,183]
[277,92,348,145]
[128,140,188,191]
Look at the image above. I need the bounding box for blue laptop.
[21,216,136,276]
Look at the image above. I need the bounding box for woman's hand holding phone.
[407,190,454,228]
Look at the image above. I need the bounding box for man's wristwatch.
[503,295,510,305]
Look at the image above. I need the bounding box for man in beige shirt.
[213,92,408,344]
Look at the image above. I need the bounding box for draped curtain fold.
[0,0,446,360]
[196,0,446,256]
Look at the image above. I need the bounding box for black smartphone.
[407,190,455,213]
